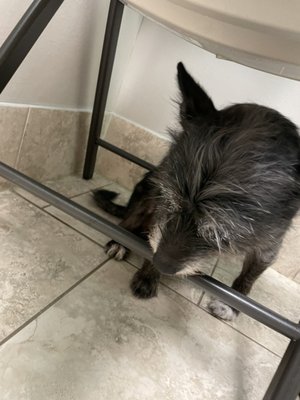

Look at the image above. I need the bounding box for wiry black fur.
[94,62,300,317]
[93,189,126,218]
[94,172,156,268]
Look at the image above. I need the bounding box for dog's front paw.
[130,269,158,299]
[105,240,128,261]
[208,299,238,321]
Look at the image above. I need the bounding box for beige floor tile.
[98,115,169,190]
[45,191,116,246]
[0,106,29,189]
[13,174,110,208]
[200,254,300,356]
[0,260,279,400]
[0,106,28,166]
[0,191,107,342]
[45,184,144,264]
[16,108,91,181]
[272,213,300,279]
[294,270,300,284]
[44,181,131,248]
[160,273,209,304]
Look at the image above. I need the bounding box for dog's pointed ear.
[177,62,216,121]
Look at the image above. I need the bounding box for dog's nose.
[153,252,177,275]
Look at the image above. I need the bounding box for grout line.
[0,101,92,113]
[195,255,286,358]
[38,189,94,208]
[211,256,220,276]
[68,189,97,201]
[109,111,171,142]
[0,188,286,360]
[66,182,114,203]
[11,179,127,252]
[291,269,300,282]
[15,180,113,209]
[13,190,48,208]
[196,301,283,358]
[197,290,205,306]
[0,258,110,347]
[197,258,220,307]
[124,258,282,358]
[42,208,106,248]
[13,190,108,249]
[7,186,292,359]
[14,108,31,169]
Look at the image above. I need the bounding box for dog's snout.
[153,251,178,275]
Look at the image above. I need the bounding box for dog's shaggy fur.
[93,62,300,320]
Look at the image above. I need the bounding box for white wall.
[115,18,300,135]
[0,0,142,111]
[1,2,300,136]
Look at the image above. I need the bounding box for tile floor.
[1,174,300,399]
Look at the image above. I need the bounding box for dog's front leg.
[105,211,152,261]
[105,181,155,261]
[130,260,161,299]
[208,247,278,321]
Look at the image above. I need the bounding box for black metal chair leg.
[263,336,300,400]
[1,1,300,399]
[0,0,65,93]
[83,0,124,180]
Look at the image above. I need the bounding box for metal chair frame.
[0,1,299,398]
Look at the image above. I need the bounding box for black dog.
[94,62,300,321]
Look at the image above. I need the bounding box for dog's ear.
[177,62,216,121]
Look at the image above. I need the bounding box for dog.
[93,62,300,321]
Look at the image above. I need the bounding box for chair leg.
[263,335,300,400]
[83,0,124,179]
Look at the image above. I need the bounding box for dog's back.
[93,63,300,311]
[153,66,300,257]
